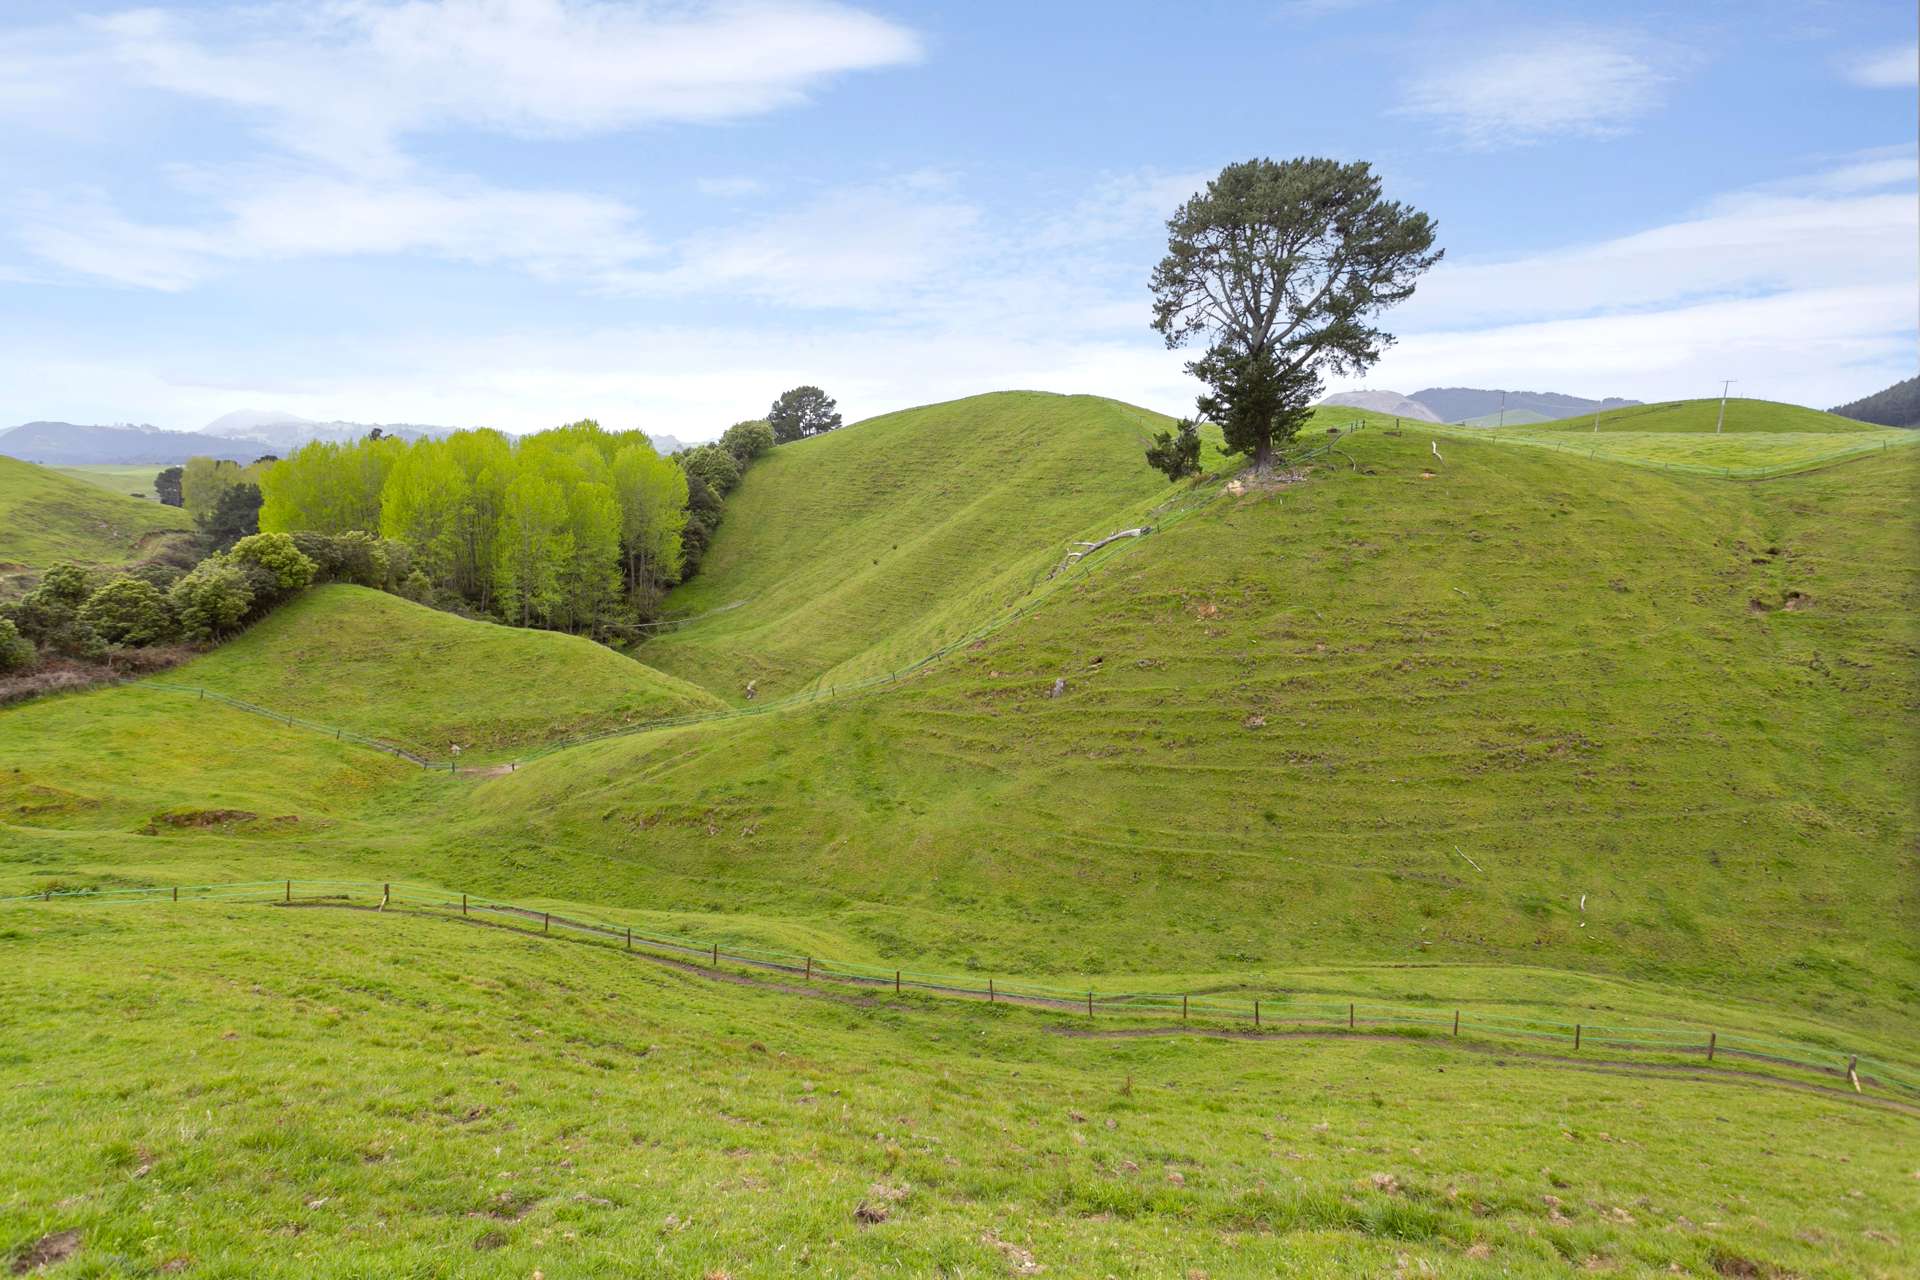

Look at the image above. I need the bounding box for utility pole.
[1715,380,1736,434]
[1497,389,1506,430]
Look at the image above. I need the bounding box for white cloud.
[1844,42,1918,89]
[1363,284,1914,409]
[1337,154,1918,407]
[1397,27,1670,147]
[88,0,921,172]
[696,176,770,198]
[610,176,981,308]
[16,174,655,291]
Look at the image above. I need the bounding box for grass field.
[2,897,1913,1279]
[172,586,723,760]
[1531,398,1878,434]
[3,394,1916,1274]
[51,463,174,501]
[0,455,194,591]
[639,392,1182,701]
[1416,397,1918,476]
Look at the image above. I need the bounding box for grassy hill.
[1533,397,1875,433]
[174,585,724,760]
[1418,397,1919,476]
[2,395,1916,1275]
[639,392,1181,700]
[52,463,173,501]
[0,455,193,590]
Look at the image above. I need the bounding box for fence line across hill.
[128,427,1365,773]
[7,877,1916,1102]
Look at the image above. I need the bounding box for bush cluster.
[0,532,335,665]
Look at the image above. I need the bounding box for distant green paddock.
[1427,423,1918,477]
[51,463,175,500]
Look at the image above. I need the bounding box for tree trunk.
[1253,437,1273,474]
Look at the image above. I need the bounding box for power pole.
[1715,380,1736,433]
[1497,389,1506,430]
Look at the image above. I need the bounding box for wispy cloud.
[1355,154,1918,406]
[1843,42,1918,89]
[1396,27,1671,148]
[18,174,656,291]
[609,175,979,308]
[85,0,922,172]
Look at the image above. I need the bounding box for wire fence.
[8,876,1916,1101]
[127,427,1363,772]
[1424,422,1920,479]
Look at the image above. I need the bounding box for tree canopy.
[258,419,700,637]
[1151,157,1441,468]
[768,386,842,443]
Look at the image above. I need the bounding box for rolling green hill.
[52,463,173,501]
[638,392,1182,700]
[459,426,1920,1038]
[1533,397,1874,433]
[174,585,724,760]
[0,455,193,589]
[3,394,1916,1276]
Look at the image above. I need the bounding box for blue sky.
[1,0,1914,437]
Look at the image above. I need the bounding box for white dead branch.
[1049,527,1151,579]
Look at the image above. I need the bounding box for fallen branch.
[1049,527,1151,579]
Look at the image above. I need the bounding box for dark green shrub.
[0,618,35,673]
[169,559,255,640]
[80,578,176,646]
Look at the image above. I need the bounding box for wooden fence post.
[1182,994,1188,1022]
[461,893,467,916]
[285,879,291,903]
[1453,1010,1460,1037]
[1847,1055,1860,1093]
[381,883,389,909]
[1707,1031,1715,1061]
[1348,1002,1355,1029]
[1574,1024,1582,1051]
[895,969,901,994]
[1254,1000,1260,1028]
[172,886,179,902]
[712,943,718,967]
[988,978,994,1003]
[543,912,550,934]
[805,955,812,980]
[1087,991,1093,1018]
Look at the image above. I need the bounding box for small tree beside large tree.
[1150,157,1441,471]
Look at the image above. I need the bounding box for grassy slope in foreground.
[172,585,724,759]
[0,454,191,579]
[459,429,1919,1037]
[640,391,1178,700]
[2,899,1912,1280]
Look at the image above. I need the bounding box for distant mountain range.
[1317,390,1442,422]
[0,410,453,466]
[1318,387,1640,426]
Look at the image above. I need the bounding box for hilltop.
[176,585,723,759]
[1530,397,1875,433]
[0,455,193,588]
[639,391,1180,700]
